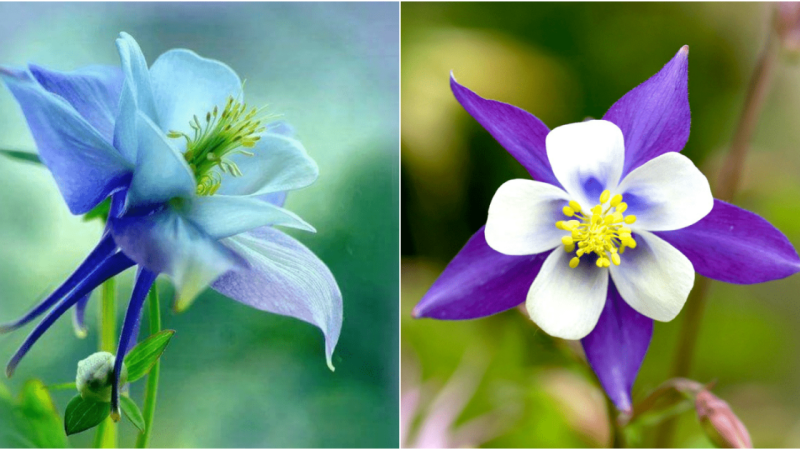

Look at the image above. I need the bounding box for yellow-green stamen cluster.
[555,190,638,269]
[168,95,269,196]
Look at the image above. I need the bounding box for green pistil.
[168,96,267,196]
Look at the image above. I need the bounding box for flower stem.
[135,284,161,449]
[654,23,780,448]
[94,278,117,448]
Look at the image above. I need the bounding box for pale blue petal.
[115,32,158,122]
[178,195,315,240]
[216,133,319,196]
[110,207,246,312]
[28,64,123,143]
[125,111,196,210]
[112,80,138,164]
[0,67,131,214]
[213,227,342,370]
[149,49,242,135]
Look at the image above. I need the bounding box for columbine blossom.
[0,33,342,417]
[414,46,800,412]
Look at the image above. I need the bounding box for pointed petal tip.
[411,304,424,319]
[326,358,335,372]
[680,45,689,56]
[450,70,456,81]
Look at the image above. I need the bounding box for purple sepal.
[0,66,131,215]
[603,46,690,179]
[413,226,549,320]
[582,281,653,413]
[112,268,157,418]
[28,64,123,144]
[656,199,800,284]
[449,75,562,188]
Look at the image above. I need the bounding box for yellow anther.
[558,192,635,269]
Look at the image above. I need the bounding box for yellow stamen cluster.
[555,190,638,269]
[168,95,270,196]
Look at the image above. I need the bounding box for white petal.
[546,120,625,209]
[616,152,713,231]
[485,179,570,255]
[609,230,694,322]
[526,249,609,339]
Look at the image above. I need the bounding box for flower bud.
[695,390,752,448]
[76,352,127,403]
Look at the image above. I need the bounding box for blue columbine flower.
[413,46,800,413]
[0,33,342,417]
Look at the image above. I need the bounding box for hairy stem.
[654,24,780,448]
[94,278,117,448]
[135,285,162,448]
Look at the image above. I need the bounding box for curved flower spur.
[0,33,342,418]
[413,46,800,412]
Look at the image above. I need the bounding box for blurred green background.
[0,2,398,448]
[402,2,800,448]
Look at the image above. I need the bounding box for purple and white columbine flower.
[1,33,342,417]
[414,46,800,412]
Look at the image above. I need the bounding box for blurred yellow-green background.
[0,2,399,447]
[402,2,800,448]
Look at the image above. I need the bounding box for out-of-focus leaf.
[0,149,42,165]
[64,394,109,436]
[120,396,145,432]
[46,382,77,391]
[124,329,176,383]
[0,379,68,447]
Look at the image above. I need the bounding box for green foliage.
[0,148,42,165]
[124,330,176,383]
[120,396,145,433]
[64,394,110,436]
[81,198,112,223]
[0,380,68,447]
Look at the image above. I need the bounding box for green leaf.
[1,380,69,447]
[119,396,146,432]
[64,395,110,436]
[0,149,42,165]
[82,197,111,223]
[124,329,176,383]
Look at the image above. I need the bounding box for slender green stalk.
[654,25,780,448]
[135,285,162,448]
[94,278,117,448]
